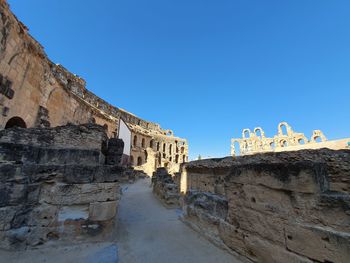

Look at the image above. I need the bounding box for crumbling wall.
[152,168,180,207]
[181,149,350,263]
[0,123,125,250]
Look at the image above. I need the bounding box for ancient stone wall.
[152,168,180,207]
[0,0,188,175]
[231,122,350,156]
[180,149,350,263]
[0,123,126,250]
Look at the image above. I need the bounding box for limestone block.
[285,223,350,263]
[226,183,295,220]
[245,235,313,263]
[40,182,119,205]
[89,201,117,221]
[218,220,250,258]
[228,207,286,245]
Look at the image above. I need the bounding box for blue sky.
[8,0,350,159]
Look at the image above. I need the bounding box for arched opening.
[242,129,251,139]
[298,139,305,145]
[144,150,148,162]
[233,141,241,156]
[314,136,322,143]
[254,128,263,138]
[150,139,154,148]
[175,155,179,164]
[130,156,134,165]
[103,124,108,132]
[133,135,137,147]
[141,138,145,148]
[169,144,172,155]
[182,155,186,163]
[180,147,184,154]
[158,154,161,165]
[156,142,160,151]
[270,142,275,150]
[280,140,288,147]
[137,156,142,166]
[5,117,27,129]
[175,141,179,153]
[280,124,288,135]
[163,143,166,152]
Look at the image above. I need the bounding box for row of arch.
[133,135,185,154]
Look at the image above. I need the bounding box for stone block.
[285,223,350,263]
[40,182,119,205]
[245,235,313,263]
[89,201,117,221]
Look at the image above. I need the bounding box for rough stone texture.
[181,149,350,263]
[0,123,125,250]
[152,168,180,207]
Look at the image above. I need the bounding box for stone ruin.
[0,0,188,177]
[0,0,349,262]
[0,123,126,249]
[153,149,350,263]
[231,122,349,156]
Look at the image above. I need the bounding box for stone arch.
[150,139,154,148]
[254,127,265,138]
[103,124,108,133]
[163,143,166,152]
[242,129,252,139]
[311,130,327,142]
[137,156,142,166]
[133,135,138,147]
[47,87,72,126]
[156,142,160,151]
[165,130,173,136]
[5,116,27,129]
[280,140,288,147]
[231,140,241,156]
[141,138,145,148]
[278,122,292,136]
[169,144,172,155]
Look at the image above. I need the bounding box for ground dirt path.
[117,177,242,263]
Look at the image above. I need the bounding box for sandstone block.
[40,182,119,205]
[89,201,117,221]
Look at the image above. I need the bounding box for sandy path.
[117,177,242,263]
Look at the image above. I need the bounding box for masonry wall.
[181,149,350,263]
[0,123,125,250]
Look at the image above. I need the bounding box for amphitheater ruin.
[0,1,349,263]
[231,121,349,156]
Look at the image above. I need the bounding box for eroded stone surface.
[180,149,350,263]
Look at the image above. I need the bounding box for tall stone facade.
[231,122,350,156]
[0,0,188,175]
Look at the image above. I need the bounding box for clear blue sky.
[8,0,350,159]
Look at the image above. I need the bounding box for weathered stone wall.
[152,168,180,207]
[0,124,125,250]
[181,149,350,263]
